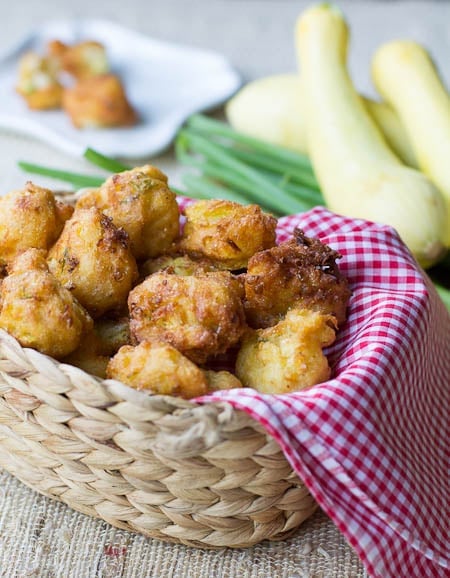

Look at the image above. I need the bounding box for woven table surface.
[0,469,367,578]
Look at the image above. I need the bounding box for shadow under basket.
[0,329,318,549]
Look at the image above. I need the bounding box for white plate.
[0,20,241,159]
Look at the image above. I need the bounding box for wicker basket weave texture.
[0,329,318,548]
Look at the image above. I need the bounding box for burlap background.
[0,468,367,577]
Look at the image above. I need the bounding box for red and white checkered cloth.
[194,206,449,578]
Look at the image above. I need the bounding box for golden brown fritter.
[16,51,63,110]
[76,165,180,259]
[0,182,73,264]
[0,249,93,358]
[48,40,109,79]
[75,166,180,260]
[244,229,351,328]
[139,253,218,279]
[204,370,243,393]
[46,40,68,70]
[178,199,278,270]
[63,74,137,128]
[236,308,337,394]
[47,207,138,318]
[107,341,209,399]
[128,271,247,364]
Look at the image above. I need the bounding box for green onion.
[18,146,131,189]
[184,116,320,192]
[175,114,324,215]
[17,161,105,188]
[186,114,314,171]
[222,146,320,191]
[83,148,130,173]
[263,172,324,205]
[176,129,312,215]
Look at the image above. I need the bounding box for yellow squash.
[295,3,447,268]
[372,40,450,246]
[226,73,418,167]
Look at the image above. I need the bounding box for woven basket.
[0,328,317,548]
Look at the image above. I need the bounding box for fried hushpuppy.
[178,199,277,270]
[0,249,93,358]
[0,182,73,264]
[129,271,247,364]
[48,40,109,79]
[244,229,351,328]
[107,341,209,399]
[16,51,63,109]
[63,74,136,129]
[204,370,243,393]
[47,208,138,318]
[236,308,337,394]
[139,253,218,279]
[46,40,68,71]
[75,166,179,260]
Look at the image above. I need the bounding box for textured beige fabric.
[0,469,367,578]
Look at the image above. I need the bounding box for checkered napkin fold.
[200,207,449,578]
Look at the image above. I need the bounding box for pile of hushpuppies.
[16,39,137,128]
[0,167,350,398]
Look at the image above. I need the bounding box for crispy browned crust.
[107,341,209,399]
[0,249,93,358]
[75,166,179,260]
[0,166,352,398]
[0,182,73,264]
[178,199,277,270]
[236,307,337,394]
[47,207,138,318]
[63,74,137,128]
[128,271,247,364]
[244,228,351,328]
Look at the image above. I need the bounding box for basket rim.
[0,327,210,408]
[0,327,269,454]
